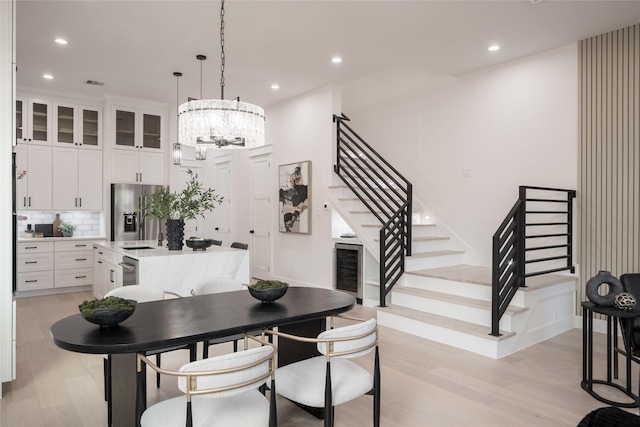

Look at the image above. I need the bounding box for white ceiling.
[15,1,640,108]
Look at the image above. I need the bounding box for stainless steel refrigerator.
[110,183,167,242]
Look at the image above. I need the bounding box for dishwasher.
[119,256,139,286]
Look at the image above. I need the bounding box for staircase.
[329,185,577,359]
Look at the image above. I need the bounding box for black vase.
[165,219,185,251]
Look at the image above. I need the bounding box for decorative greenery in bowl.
[248,280,289,303]
[58,221,76,237]
[79,296,137,327]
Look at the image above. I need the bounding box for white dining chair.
[264,315,380,427]
[139,335,277,427]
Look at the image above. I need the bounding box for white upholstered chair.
[265,315,380,427]
[190,277,246,358]
[138,335,277,427]
[104,286,195,426]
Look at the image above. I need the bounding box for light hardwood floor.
[0,291,633,426]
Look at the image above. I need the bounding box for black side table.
[582,301,640,407]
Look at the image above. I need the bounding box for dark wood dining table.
[51,287,356,427]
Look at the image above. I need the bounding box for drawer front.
[17,271,54,291]
[55,241,94,252]
[55,251,93,270]
[18,242,54,254]
[55,268,93,288]
[94,247,120,266]
[18,253,54,272]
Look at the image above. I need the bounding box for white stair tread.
[406,264,577,290]
[394,286,527,315]
[407,250,464,259]
[378,305,514,341]
[374,236,447,242]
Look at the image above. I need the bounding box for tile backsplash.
[17,211,104,238]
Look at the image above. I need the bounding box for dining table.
[51,286,356,427]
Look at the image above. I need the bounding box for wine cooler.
[334,243,363,301]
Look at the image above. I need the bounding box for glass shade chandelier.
[179,0,265,150]
[172,72,183,165]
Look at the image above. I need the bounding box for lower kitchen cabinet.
[93,244,122,298]
[16,239,102,294]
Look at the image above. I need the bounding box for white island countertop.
[94,240,250,296]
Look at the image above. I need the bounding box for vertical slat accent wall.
[579,23,640,307]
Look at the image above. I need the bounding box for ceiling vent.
[85,80,104,86]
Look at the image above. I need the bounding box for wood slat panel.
[579,24,640,315]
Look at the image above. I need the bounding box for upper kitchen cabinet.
[53,102,102,149]
[14,143,52,210]
[111,104,167,185]
[113,106,164,151]
[16,97,52,145]
[52,147,103,210]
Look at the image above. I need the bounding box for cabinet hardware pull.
[98,251,103,255]
[75,275,86,279]
[75,198,78,207]
[28,196,31,207]
[140,172,142,181]
[25,261,37,264]
[25,280,37,283]
[97,260,103,264]
[75,244,87,247]
[75,258,87,261]
[25,246,37,249]
[79,198,82,207]
[23,197,26,207]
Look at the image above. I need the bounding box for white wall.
[342,44,579,266]
[263,85,341,286]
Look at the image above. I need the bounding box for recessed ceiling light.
[43,74,53,80]
[54,38,68,45]
[488,45,501,52]
[270,84,280,90]
[331,57,342,64]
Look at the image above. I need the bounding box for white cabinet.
[111,105,166,185]
[111,149,165,184]
[54,241,93,288]
[16,97,52,145]
[52,147,103,210]
[113,106,163,151]
[15,144,52,210]
[53,102,102,149]
[93,245,122,298]
[16,242,54,291]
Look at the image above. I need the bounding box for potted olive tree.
[140,170,223,250]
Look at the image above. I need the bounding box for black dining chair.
[231,242,248,250]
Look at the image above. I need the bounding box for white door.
[213,161,232,243]
[250,154,272,279]
[178,166,202,237]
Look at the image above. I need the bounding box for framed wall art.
[278,161,311,233]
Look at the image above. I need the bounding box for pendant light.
[178,0,265,150]
[172,72,183,165]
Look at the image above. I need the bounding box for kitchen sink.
[121,246,154,250]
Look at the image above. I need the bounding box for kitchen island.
[93,240,249,297]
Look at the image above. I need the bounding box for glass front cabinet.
[16,97,52,145]
[53,102,102,149]
[113,107,163,151]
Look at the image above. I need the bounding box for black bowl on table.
[248,281,289,303]
[79,298,137,327]
[185,237,214,251]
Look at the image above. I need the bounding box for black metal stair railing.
[491,185,576,336]
[333,114,412,307]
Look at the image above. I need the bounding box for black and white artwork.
[279,161,311,233]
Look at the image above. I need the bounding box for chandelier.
[179,0,265,150]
